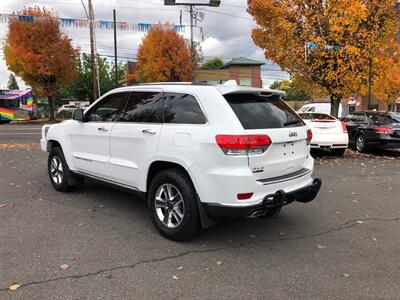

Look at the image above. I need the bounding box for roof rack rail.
[127,81,215,86]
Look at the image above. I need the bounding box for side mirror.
[72,108,85,122]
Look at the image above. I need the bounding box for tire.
[355,135,368,153]
[148,169,200,241]
[332,148,346,156]
[48,146,76,192]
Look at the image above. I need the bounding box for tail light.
[306,129,313,145]
[215,134,272,155]
[237,193,253,200]
[341,121,348,133]
[374,127,393,135]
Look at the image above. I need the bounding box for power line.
[199,8,253,20]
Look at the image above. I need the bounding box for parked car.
[57,104,78,114]
[298,102,343,117]
[298,112,348,156]
[80,103,91,110]
[343,111,400,152]
[40,84,322,240]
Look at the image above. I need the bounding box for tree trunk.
[330,95,342,118]
[48,95,55,121]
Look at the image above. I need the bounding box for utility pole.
[113,9,118,88]
[189,4,195,81]
[164,0,221,82]
[367,57,372,110]
[88,0,98,102]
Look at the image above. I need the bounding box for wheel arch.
[145,159,216,229]
[47,139,62,151]
[46,138,75,170]
[146,160,191,192]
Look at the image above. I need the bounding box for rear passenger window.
[163,93,206,124]
[224,93,304,129]
[121,92,162,123]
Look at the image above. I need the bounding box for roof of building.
[221,57,265,68]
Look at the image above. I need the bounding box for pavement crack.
[31,183,44,200]
[2,216,400,292]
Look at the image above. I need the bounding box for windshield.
[298,105,311,112]
[223,93,305,129]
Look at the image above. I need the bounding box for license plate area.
[281,140,304,157]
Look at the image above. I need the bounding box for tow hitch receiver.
[262,178,322,208]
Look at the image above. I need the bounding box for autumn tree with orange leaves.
[373,42,400,108]
[135,26,193,83]
[3,7,78,121]
[248,0,398,117]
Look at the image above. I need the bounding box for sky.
[0,0,290,90]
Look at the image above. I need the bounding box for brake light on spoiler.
[215,135,272,155]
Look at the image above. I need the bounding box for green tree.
[110,61,127,88]
[7,73,19,90]
[61,53,126,102]
[199,57,224,70]
[270,80,311,102]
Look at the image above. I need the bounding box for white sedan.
[299,112,349,156]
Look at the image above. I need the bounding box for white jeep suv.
[41,83,321,240]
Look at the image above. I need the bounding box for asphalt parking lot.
[1,124,400,299]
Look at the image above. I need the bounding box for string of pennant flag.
[0,13,187,32]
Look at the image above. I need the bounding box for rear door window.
[163,93,206,124]
[224,93,304,129]
[121,91,162,123]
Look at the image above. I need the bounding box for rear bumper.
[203,178,322,219]
[310,133,348,149]
[378,139,400,148]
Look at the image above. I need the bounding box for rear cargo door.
[223,92,309,180]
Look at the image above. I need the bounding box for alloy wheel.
[356,136,365,152]
[155,183,185,228]
[50,156,63,184]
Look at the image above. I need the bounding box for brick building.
[194,57,265,87]
[124,57,265,88]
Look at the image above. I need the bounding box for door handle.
[142,129,156,135]
[98,127,109,132]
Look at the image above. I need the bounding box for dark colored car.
[343,111,400,152]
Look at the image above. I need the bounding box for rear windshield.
[388,113,400,123]
[369,113,400,125]
[224,93,304,129]
[299,113,335,120]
